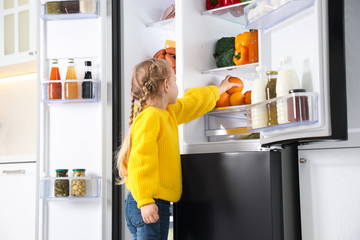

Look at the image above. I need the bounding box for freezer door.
[174,151,287,240]
[259,0,347,145]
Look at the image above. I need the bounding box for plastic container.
[265,71,278,126]
[71,169,86,197]
[54,169,69,197]
[251,66,268,129]
[276,56,301,124]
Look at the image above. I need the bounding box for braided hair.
[116,58,172,184]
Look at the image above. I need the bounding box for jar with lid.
[287,89,309,122]
[71,169,86,197]
[265,71,278,126]
[54,169,69,197]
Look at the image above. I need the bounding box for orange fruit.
[216,92,230,108]
[230,92,245,106]
[244,90,252,104]
[227,77,244,95]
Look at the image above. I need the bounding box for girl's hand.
[218,75,241,95]
[141,203,159,224]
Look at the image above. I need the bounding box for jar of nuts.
[71,169,86,197]
[54,169,70,197]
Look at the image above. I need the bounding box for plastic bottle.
[49,59,62,100]
[276,56,301,124]
[251,66,267,129]
[65,58,78,99]
[82,61,93,99]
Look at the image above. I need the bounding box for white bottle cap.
[255,65,267,73]
[280,56,292,65]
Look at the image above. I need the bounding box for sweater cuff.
[137,198,155,209]
[209,85,220,101]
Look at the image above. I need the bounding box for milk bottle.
[251,66,268,129]
[276,56,300,124]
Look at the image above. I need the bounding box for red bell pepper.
[206,0,222,10]
[223,0,232,6]
[232,0,242,3]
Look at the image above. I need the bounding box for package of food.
[71,169,86,197]
[54,169,70,197]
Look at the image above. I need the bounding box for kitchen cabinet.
[298,148,360,240]
[0,162,36,240]
[0,0,37,77]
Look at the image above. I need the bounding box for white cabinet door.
[0,162,36,240]
[299,148,360,240]
[0,0,37,76]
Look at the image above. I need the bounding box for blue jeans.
[125,192,170,240]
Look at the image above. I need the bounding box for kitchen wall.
[0,73,37,157]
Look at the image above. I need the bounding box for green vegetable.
[213,37,235,58]
[216,48,235,68]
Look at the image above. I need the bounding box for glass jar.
[54,169,69,197]
[265,71,278,126]
[71,169,86,197]
[287,89,309,122]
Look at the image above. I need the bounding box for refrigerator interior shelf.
[40,176,101,199]
[244,0,315,30]
[201,1,254,26]
[246,91,318,132]
[145,18,175,31]
[205,104,253,138]
[41,79,101,103]
[202,62,258,77]
[41,0,100,21]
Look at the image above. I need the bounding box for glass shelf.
[246,91,318,132]
[41,0,100,21]
[201,1,254,26]
[145,18,175,31]
[202,62,258,78]
[205,91,318,137]
[41,79,100,103]
[40,176,101,199]
[244,0,315,30]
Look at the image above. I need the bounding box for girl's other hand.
[218,75,242,95]
[140,203,159,224]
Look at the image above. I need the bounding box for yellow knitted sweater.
[126,86,220,208]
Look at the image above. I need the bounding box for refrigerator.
[120,0,347,240]
[36,0,349,240]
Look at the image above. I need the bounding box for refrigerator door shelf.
[41,0,99,21]
[41,80,101,103]
[244,0,315,30]
[246,92,319,133]
[201,1,254,26]
[40,176,101,199]
[202,62,258,78]
[145,18,175,32]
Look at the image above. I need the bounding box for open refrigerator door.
[36,0,113,239]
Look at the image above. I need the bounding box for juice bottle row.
[48,58,96,100]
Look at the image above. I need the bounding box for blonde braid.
[129,95,136,126]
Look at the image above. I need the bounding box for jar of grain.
[54,169,70,197]
[71,169,86,197]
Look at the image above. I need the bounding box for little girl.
[117,58,239,240]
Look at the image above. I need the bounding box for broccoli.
[213,37,235,58]
[216,48,235,68]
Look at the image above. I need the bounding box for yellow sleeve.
[169,85,220,125]
[128,110,160,208]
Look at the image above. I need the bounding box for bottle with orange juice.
[65,58,78,99]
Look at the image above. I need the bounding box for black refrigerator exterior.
[174,144,301,240]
